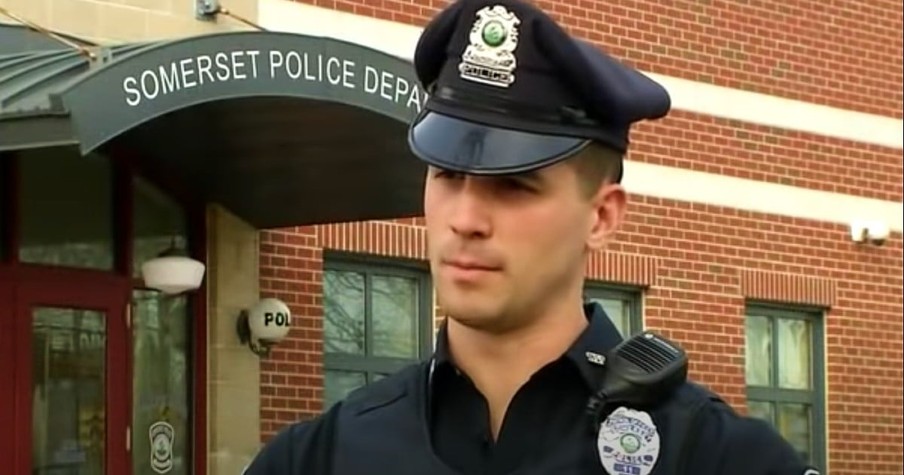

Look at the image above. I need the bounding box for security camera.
[850,220,890,246]
[236,298,292,356]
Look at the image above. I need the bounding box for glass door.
[15,275,130,475]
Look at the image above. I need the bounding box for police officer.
[244,0,823,474]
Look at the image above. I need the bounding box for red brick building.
[0,0,898,474]
[256,1,903,474]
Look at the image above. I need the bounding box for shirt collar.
[431,301,625,389]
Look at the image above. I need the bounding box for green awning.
[0,26,429,228]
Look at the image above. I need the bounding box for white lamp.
[141,245,206,295]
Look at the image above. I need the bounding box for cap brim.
[408,111,589,175]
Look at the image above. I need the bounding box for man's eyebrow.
[509,170,547,185]
[503,171,544,183]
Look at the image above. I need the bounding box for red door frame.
[11,266,132,475]
[0,268,15,474]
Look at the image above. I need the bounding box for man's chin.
[440,299,494,323]
[441,302,517,334]
[449,316,502,332]
[438,279,511,316]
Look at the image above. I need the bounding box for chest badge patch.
[597,406,661,475]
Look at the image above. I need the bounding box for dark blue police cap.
[408,0,672,178]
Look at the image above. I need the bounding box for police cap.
[408,0,672,178]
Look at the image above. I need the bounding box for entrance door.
[13,271,130,475]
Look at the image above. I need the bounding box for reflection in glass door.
[31,307,107,475]
[131,290,190,475]
[16,278,130,475]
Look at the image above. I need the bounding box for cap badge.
[459,5,521,88]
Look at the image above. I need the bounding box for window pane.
[323,270,366,355]
[747,400,774,425]
[778,318,811,390]
[132,290,190,475]
[324,370,366,408]
[133,176,188,279]
[372,274,418,358]
[777,403,812,463]
[589,297,630,337]
[19,148,114,269]
[31,307,106,475]
[745,315,773,386]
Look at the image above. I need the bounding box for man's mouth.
[442,258,502,272]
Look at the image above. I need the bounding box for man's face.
[423,158,625,332]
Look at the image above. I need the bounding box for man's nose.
[448,180,492,239]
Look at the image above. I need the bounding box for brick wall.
[258,1,903,473]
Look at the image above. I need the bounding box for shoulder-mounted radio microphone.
[586,331,688,431]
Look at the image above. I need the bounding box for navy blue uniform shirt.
[243,303,821,475]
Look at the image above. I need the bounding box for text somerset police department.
[121,49,428,111]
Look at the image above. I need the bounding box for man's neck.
[444,300,589,440]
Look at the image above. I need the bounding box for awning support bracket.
[195,0,220,21]
[194,0,265,30]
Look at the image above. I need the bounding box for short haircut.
[570,142,624,198]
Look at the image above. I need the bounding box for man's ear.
[586,182,627,251]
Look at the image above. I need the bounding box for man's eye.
[433,170,462,180]
[500,178,533,192]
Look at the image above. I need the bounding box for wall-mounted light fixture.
[849,220,891,247]
[141,241,206,294]
[236,298,292,357]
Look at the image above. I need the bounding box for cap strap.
[433,86,600,128]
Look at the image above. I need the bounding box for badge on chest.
[596,406,661,475]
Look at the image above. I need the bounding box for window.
[132,175,189,279]
[132,176,193,475]
[18,147,114,270]
[322,256,433,408]
[745,304,825,469]
[131,290,191,475]
[583,283,642,338]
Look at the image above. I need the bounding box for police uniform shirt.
[429,302,624,474]
[242,302,821,475]
[429,302,623,474]
[428,303,823,475]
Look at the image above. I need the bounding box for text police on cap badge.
[597,406,662,475]
[459,5,521,88]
